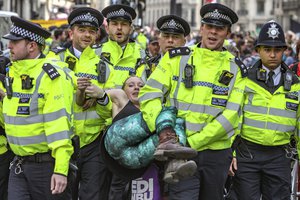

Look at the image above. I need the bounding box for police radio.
[4,77,13,99]
[97,60,106,83]
[184,64,194,88]
[284,71,293,91]
[256,68,267,82]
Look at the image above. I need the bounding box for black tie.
[267,71,275,87]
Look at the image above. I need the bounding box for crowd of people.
[0,2,300,200]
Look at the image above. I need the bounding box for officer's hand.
[82,98,96,110]
[228,157,237,176]
[77,77,91,92]
[51,174,67,194]
[85,84,105,99]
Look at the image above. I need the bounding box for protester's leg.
[108,174,129,200]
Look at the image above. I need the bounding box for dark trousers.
[77,135,112,200]
[233,139,291,200]
[108,175,130,200]
[168,148,232,200]
[0,150,14,200]
[8,157,71,200]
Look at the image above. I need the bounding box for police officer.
[231,20,299,200]
[2,16,74,200]
[0,56,14,200]
[147,14,190,74]
[97,4,147,88]
[139,3,246,200]
[48,7,113,200]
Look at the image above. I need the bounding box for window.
[257,0,265,15]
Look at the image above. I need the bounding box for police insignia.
[169,47,191,58]
[42,63,60,80]
[267,23,280,39]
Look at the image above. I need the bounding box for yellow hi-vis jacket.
[0,101,8,155]
[94,39,148,88]
[139,46,247,151]
[2,58,74,176]
[241,60,300,152]
[47,46,113,147]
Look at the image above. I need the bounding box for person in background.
[95,4,148,87]
[289,40,300,76]
[147,15,190,75]
[147,36,160,57]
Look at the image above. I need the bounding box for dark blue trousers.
[168,148,232,200]
[0,150,14,200]
[233,139,291,200]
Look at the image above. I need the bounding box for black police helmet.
[256,20,287,48]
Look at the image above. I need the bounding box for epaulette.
[92,43,102,49]
[51,46,66,55]
[135,58,147,70]
[42,63,60,80]
[169,47,191,58]
[234,57,248,78]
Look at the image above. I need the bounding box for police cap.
[3,16,51,46]
[68,7,104,28]
[157,15,190,36]
[102,4,136,22]
[255,20,286,48]
[200,3,238,27]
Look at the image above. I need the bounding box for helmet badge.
[267,23,280,39]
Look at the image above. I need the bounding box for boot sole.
[154,149,198,161]
[163,161,197,184]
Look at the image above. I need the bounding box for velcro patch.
[212,88,228,95]
[19,98,30,104]
[211,97,227,107]
[285,93,298,101]
[42,63,60,80]
[17,106,30,115]
[286,102,298,111]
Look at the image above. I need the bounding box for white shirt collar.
[73,47,82,58]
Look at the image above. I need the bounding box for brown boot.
[163,159,197,184]
[154,128,198,161]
